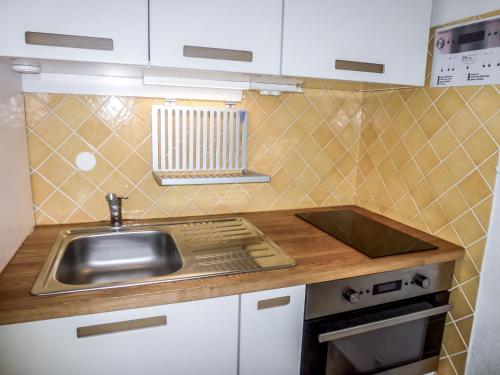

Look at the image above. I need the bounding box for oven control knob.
[436,38,445,49]
[414,274,431,289]
[343,288,360,304]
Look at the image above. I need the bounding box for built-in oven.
[301,262,455,375]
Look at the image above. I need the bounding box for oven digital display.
[373,280,402,295]
[459,30,485,45]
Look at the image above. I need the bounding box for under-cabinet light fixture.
[143,74,302,94]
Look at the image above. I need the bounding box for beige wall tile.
[27,133,52,168]
[427,165,454,196]
[54,96,91,129]
[24,94,49,129]
[76,115,112,148]
[39,191,76,223]
[60,172,96,205]
[443,323,467,355]
[444,147,476,182]
[469,86,499,122]
[448,106,481,142]
[34,114,71,149]
[419,107,445,139]
[58,135,92,165]
[31,172,54,207]
[485,112,500,144]
[437,357,456,375]
[430,126,459,160]
[450,352,468,375]
[403,125,427,155]
[415,144,440,176]
[37,154,73,186]
[461,278,480,308]
[407,89,432,120]
[456,316,473,346]
[35,93,65,109]
[435,88,465,121]
[458,171,491,207]
[452,211,485,246]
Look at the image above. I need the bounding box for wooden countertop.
[0,205,464,325]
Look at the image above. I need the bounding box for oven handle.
[318,303,452,343]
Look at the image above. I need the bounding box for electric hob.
[296,209,437,258]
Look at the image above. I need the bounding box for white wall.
[431,0,500,26]
[466,153,500,374]
[0,62,34,272]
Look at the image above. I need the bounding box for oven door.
[301,291,451,375]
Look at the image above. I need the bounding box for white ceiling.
[431,0,500,26]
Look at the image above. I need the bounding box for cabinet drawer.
[239,285,306,375]
[0,0,148,65]
[0,295,238,375]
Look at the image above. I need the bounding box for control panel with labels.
[431,16,500,87]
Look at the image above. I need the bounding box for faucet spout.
[105,193,128,227]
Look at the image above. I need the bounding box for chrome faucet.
[105,193,128,227]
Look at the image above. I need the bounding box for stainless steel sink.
[32,218,295,295]
[56,231,183,285]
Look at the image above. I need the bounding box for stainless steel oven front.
[301,262,455,375]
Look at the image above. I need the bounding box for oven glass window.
[325,319,428,374]
[300,292,449,375]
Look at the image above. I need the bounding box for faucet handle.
[105,193,128,202]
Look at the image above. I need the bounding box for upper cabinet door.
[282,0,433,86]
[0,0,148,65]
[149,0,283,75]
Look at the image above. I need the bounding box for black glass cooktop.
[296,209,437,258]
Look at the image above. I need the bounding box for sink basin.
[31,218,295,295]
[56,231,183,285]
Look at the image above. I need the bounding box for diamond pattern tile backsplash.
[23,11,499,375]
[358,84,499,375]
[354,10,499,373]
[25,90,363,225]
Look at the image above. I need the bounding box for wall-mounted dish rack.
[151,105,270,186]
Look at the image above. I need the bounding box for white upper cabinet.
[149,0,283,75]
[282,0,433,86]
[239,285,306,375]
[0,0,148,65]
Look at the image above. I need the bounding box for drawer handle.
[77,315,167,338]
[25,31,114,51]
[257,296,291,310]
[335,59,385,74]
[183,45,253,62]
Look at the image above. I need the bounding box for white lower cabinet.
[0,286,306,375]
[239,285,306,375]
[0,295,239,375]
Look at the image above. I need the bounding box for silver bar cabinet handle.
[25,31,114,51]
[183,45,253,62]
[335,59,385,74]
[318,304,452,343]
[257,296,291,310]
[77,315,167,338]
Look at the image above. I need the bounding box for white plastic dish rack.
[151,105,270,186]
